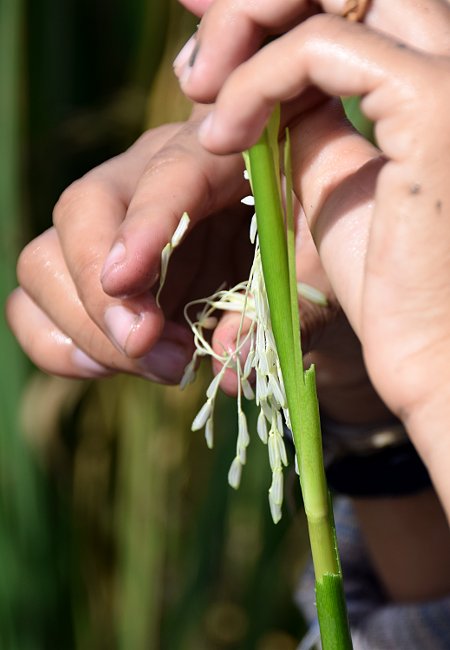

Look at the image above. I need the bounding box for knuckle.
[53,175,111,229]
[70,253,103,305]
[52,178,84,228]
[133,123,182,149]
[16,239,39,287]
[141,145,184,181]
[303,12,341,39]
[4,288,22,331]
[140,140,211,207]
[76,325,128,373]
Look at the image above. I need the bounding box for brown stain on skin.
[410,183,421,195]
[435,200,442,213]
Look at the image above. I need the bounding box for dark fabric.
[326,442,432,498]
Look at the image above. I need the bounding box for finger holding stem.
[196,15,446,156]
[174,0,450,103]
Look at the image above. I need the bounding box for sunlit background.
[0,1,313,648]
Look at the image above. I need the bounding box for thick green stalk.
[247,125,352,649]
[247,131,298,405]
[285,135,338,576]
[284,129,304,381]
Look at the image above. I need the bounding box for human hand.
[174,0,450,107]
[6,101,391,429]
[175,3,450,512]
[6,115,254,382]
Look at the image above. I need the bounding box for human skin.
[6,0,450,602]
[175,0,450,601]
[174,0,450,100]
[7,108,385,423]
[7,111,450,605]
[7,120,249,382]
[175,0,450,520]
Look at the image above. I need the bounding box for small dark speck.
[410,183,421,195]
[188,41,200,67]
[435,200,442,213]
[396,42,407,49]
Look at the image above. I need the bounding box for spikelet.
[157,181,327,523]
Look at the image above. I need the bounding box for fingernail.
[72,348,111,377]
[104,304,141,353]
[188,41,200,67]
[101,241,126,282]
[139,340,189,384]
[173,34,197,75]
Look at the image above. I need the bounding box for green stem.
[247,122,352,649]
[284,129,304,381]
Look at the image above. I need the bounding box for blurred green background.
[0,1,310,648]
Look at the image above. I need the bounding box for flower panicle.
[158,182,326,523]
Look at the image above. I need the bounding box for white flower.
[156,212,190,306]
[205,418,214,449]
[157,173,323,523]
[237,410,250,450]
[269,468,283,506]
[257,410,268,444]
[269,497,282,524]
[298,282,327,306]
[249,215,258,244]
[179,354,198,390]
[241,377,255,400]
[191,399,213,431]
[228,456,243,489]
[171,211,190,247]
[268,431,281,472]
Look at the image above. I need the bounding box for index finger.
[175,0,450,103]
[99,118,246,298]
[196,15,450,155]
[54,118,246,359]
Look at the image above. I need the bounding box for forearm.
[353,490,450,603]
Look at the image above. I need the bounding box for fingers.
[52,124,182,358]
[98,121,246,297]
[177,0,212,16]
[18,227,164,360]
[289,98,382,335]
[174,0,317,102]
[211,311,253,396]
[13,228,193,383]
[175,0,450,104]
[52,120,245,359]
[194,15,448,156]
[288,82,450,431]
[6,288,113,380]
[361,0,450,55]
